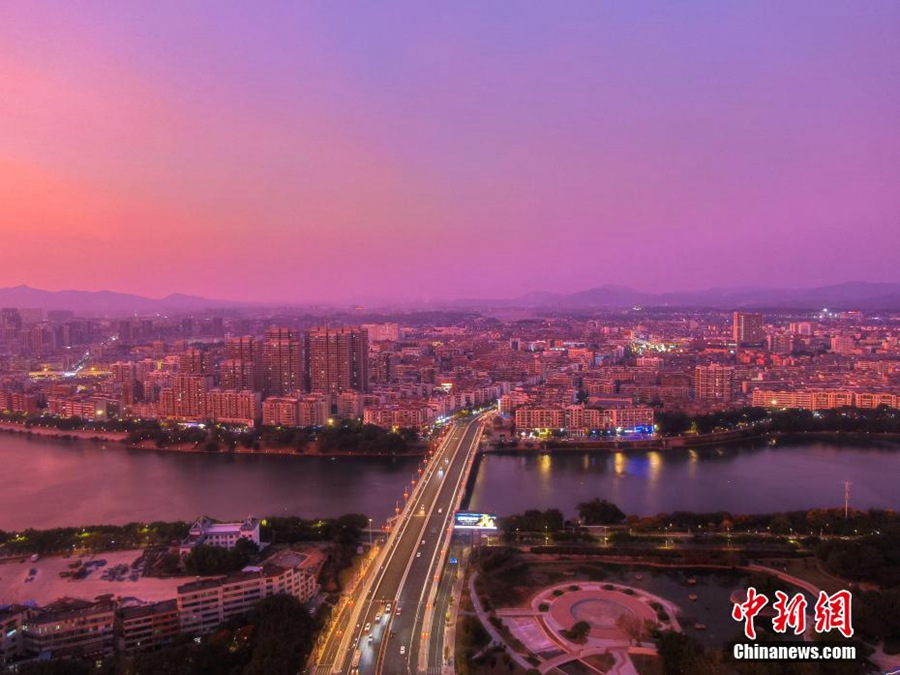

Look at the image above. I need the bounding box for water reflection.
[614,452,626,477]
[0,434,420,530]
[647,451,662,485]
[688,449,699,479]
[470,440,900,516]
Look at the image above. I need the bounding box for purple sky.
[2,2,899,303]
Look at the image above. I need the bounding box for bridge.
[314,416,485,675]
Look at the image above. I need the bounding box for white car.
[375,613,381,623]
[400,645,406,655]
[416,551,421,558]
[385,603,392,613]
[365,622,371,633]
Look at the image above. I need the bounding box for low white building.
[180,516,261,555]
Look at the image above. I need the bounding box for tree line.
[3,411,421,455]
[0,513,370,557]
[498,499,899,539]
[655,405,900,436]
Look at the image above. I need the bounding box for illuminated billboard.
[454,512,498,530]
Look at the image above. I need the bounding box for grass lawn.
[779,557,845,594]
[630,654,663,675]
[583,653,616,672]
[469,650,530,675]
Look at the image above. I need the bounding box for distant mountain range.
[454,282,900,311]
[2,281,900,316]
[0,285,248,316]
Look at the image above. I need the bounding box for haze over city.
[3,2,900,303]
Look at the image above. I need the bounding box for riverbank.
[487,427,762,453]
[486,427,900,454]
[773,430,900,444]
[125,438,427,458]
[0,421,127,442]
[0,421,427,458]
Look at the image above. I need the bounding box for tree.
[130,640,241,675]
[656,631,720,675]
[564,620,591,642]
[654,410,691,436]
[577,498,626,525]
[234,536,259,559]
[160,551,183,575]
[242,594,318,675]
[184,543,253,576]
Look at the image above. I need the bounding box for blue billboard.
[454,512,498,530]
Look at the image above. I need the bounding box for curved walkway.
[467,573,533,671]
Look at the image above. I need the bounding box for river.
[467,439,900,517]
[2,434,900,530]
[0,435,422,530]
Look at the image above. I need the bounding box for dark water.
[3,435,900,531]
[467,440,900,517]
[0,435,421,530]
[591,565,813,649]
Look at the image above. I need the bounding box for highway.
[314,416,483,675]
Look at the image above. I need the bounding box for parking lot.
[0,549,196,605]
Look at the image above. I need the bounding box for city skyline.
[3,2,899,303]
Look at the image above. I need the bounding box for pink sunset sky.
[1,2,899,304]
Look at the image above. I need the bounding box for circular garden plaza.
[481,580,682,675]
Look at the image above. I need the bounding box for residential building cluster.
[1,305,899,439]
[0,539,323,666]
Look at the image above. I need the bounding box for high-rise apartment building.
[789,322,813,336]
[220,360,257,391]
[831,335,857,356]
[226,336,259,362]
[0,308,21,344]
[160,374,210,419]
[222,337,262,391]
[361,322,402,342]
[263,328,304,396]
[117,320,134,343]
[306,327,369,394]
[733,312,765,347]
[206,390,260,426]
[694,364,735,402]
[179,348,212,376]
